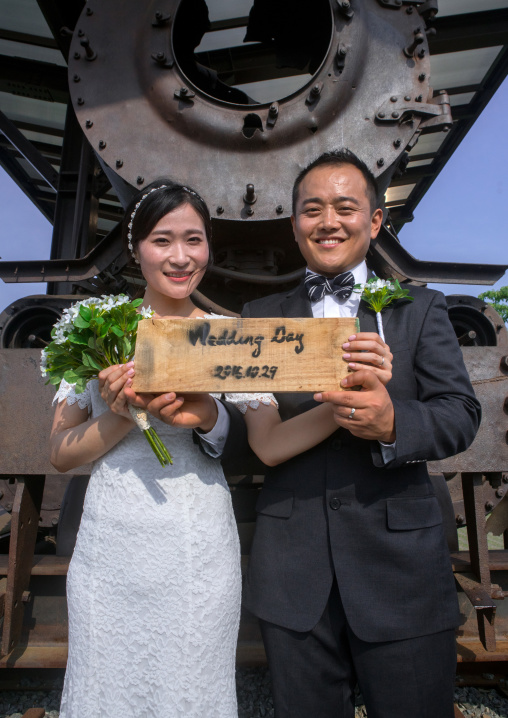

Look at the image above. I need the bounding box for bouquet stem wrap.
[128,405,173,466]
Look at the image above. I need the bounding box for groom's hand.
[124,387,218,432]
[314,369,395,443]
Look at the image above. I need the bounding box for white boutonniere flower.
[354,278,413,341]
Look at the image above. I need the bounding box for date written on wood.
[133,316,358,393]
[214,365,278,381]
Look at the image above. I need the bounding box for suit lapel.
[280,281,313,318]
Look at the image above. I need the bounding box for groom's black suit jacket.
[237,280,480,642]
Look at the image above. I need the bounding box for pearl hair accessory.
[127,184,202,260]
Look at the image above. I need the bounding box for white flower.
[40,348,48,376]
[140,305,154,319]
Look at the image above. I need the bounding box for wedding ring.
[380,356,385,366]
[348,408,356,420]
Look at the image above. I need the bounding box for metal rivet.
[216,206,224,215]
[418,49,426,58]
[378,112,385,119]
[98,140,106,150]
[244,184,257,205]
[85,119,93,128]
[311,84,321,96]
[77,97,84,105]
[74,52,81,60]
[116,159,123,168]
[77,29,84,37]
[276,205,283,214]
[496,488,505,499]
[404,95,411,102]
[455,514,464,525]
[180,87,188,95]
[406,6,413,13]
[51,517,59,526]
[73,74,80,82]
[486,501,494,511]
[246,207,254,216]
[339,47,347,57]
[415,95,423,102]
[377,158,384,167]
[269,104,278,117]
[86,7,93,15]
[137,176,144,185]
[390,96,398,102]
[392,111,400,119]
[394,138,402,148]
[419,73,426,82]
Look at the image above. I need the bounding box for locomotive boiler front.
[66,0,450,309]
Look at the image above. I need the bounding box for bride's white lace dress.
[56,379,242,718]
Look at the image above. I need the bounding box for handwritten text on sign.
[132,317,358,393]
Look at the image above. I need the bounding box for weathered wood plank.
[133,317,358,393]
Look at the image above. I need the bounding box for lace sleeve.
[53,378,92,412]
[223,393,278,415]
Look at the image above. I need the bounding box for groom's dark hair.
[292,148,380,214]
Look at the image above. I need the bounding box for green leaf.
[63,370,78,383]
[83,352,103,371]
[67,333,89,345]
[131,298,143,308]
[79,304,92,322]
[111,325,124,337]
[74,315,90,329]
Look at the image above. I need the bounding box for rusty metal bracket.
[337,0,354,20]
[1,476,45,658]
[174,86,195,100]
[460,472,497,651]
[306,82,323,105]
[376,90,452,130]
[152,10,172,27]
[152,51,174,68]
[417,0,438,22]
[336,44,347,72]
[266,102,279,128]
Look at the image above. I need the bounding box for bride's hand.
[342,332,393,386]
[98,363,135,421]
[124,388,218,432]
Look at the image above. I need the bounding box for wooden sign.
[132,317,359,393]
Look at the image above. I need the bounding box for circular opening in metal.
[447,305,497,347]
[0,306,62,349]
[173,0,333,105]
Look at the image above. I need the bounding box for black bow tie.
[304,270,355,302]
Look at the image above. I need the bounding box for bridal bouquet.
[41,294,173,466]
[354,278,413,341]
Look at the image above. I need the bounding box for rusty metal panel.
[429,347,508,474]
[0,349,91,476]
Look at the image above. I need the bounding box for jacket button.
[329,497,341,510]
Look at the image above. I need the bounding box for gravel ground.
[0,669,508,717]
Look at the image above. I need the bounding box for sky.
[0,77,507,314]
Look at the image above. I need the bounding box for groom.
[238,149,480,718]
[126,149,480,717]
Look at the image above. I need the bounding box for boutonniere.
[354,278,413,341]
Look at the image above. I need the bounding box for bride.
[50,179,392,717]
